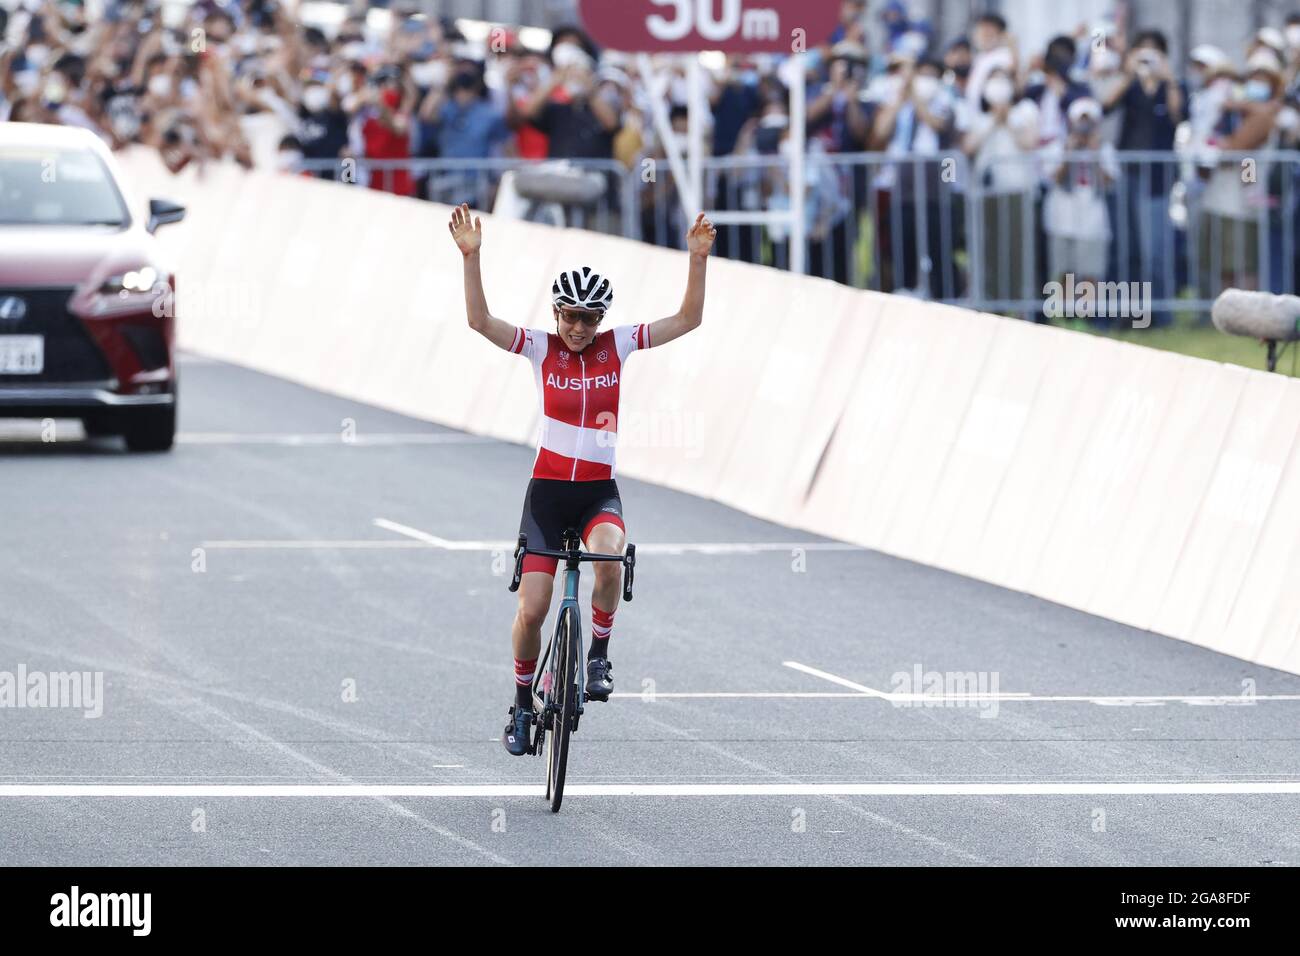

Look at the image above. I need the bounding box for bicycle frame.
[509,528,635,722]
[533,548,586,722]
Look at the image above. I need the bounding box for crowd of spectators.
[4,0,1300,319]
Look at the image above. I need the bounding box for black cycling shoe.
[501,705,534,756]
[585,657,614,701]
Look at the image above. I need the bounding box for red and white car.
[0,123,185,450]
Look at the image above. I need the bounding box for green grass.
[1058,313,1300,378]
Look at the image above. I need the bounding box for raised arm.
[645,213,716,348]
[448,203,519,351]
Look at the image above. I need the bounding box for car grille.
[121,324,169,371]
[0,287,113,384]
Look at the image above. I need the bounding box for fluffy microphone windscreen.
[1211,290,1300,342]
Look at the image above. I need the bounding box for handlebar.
[508,532,635,602]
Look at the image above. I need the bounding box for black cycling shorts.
[518,478,624,575]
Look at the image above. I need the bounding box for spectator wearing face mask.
[415,63,510,206]
[1183,46,1234,152]
[965,13,1018,116]
[810,42,872,155]
[708,55,764,264]
[942,38,973,129]
[873,54,959,297]
[1024,35,1090,148]
[960,67,1040,310]
[275,133,305,174]
[504,49,552,159]
[514,41,620,160]
[714,70,785,266]
[1042,97,1118,323]
[1199,52,1295,295]
[419,65,510,159]
[712,54,765,158]
[1099,30,1185,326]
[361,72,416,196]
[296,78,349,178]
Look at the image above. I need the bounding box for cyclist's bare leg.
[584,522,626,616]
[512,571,554,666]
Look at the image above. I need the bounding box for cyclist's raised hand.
[449,202,482,256]
[686,212,717,257]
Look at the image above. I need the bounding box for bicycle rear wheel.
[544,607,580,813]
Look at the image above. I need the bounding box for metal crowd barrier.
[297,148,1300,322]
[297,156,636,239]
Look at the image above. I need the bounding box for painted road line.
[178,433,494,446]
[1,783,1298,797]
[373,518,461,549]
[782,661,892,698]
[609,690,1300,702]
[609,692,873,699]
[202,540,431,550]
[200,523,864,554]
[781,661,1300,705]
[374,519,864,554]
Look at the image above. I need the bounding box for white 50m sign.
[577,0,841,53]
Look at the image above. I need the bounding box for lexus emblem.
[0,295,27,323]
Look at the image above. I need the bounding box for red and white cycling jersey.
[508,323,651,481]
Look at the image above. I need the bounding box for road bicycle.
[509,527,635,812]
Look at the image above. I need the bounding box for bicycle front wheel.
[544,607,580,813]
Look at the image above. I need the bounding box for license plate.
[0,336,44,374]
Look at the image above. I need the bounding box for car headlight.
[100,266,160,296]
[90,267,170,316]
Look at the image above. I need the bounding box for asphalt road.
[0,354,1297,866]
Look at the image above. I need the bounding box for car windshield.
[0,146,129,226]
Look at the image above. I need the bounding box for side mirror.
[146,198,186,234]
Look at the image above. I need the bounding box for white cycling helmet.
[551,266,614,313]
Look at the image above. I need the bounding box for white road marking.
[782,661,891,698]
[377,520,483,548]
[374,519,861,554]
[201,521,864,554]
[610,692,871,699]
[782,661,1300,706]
[0,427,490,447]
[203,540,431,549]
[629,542,863,555]
[607,690,1300,704]
[178,433,493,446]
[0,783,1297,797]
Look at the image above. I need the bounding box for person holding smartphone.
[1100,30,1185,327]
